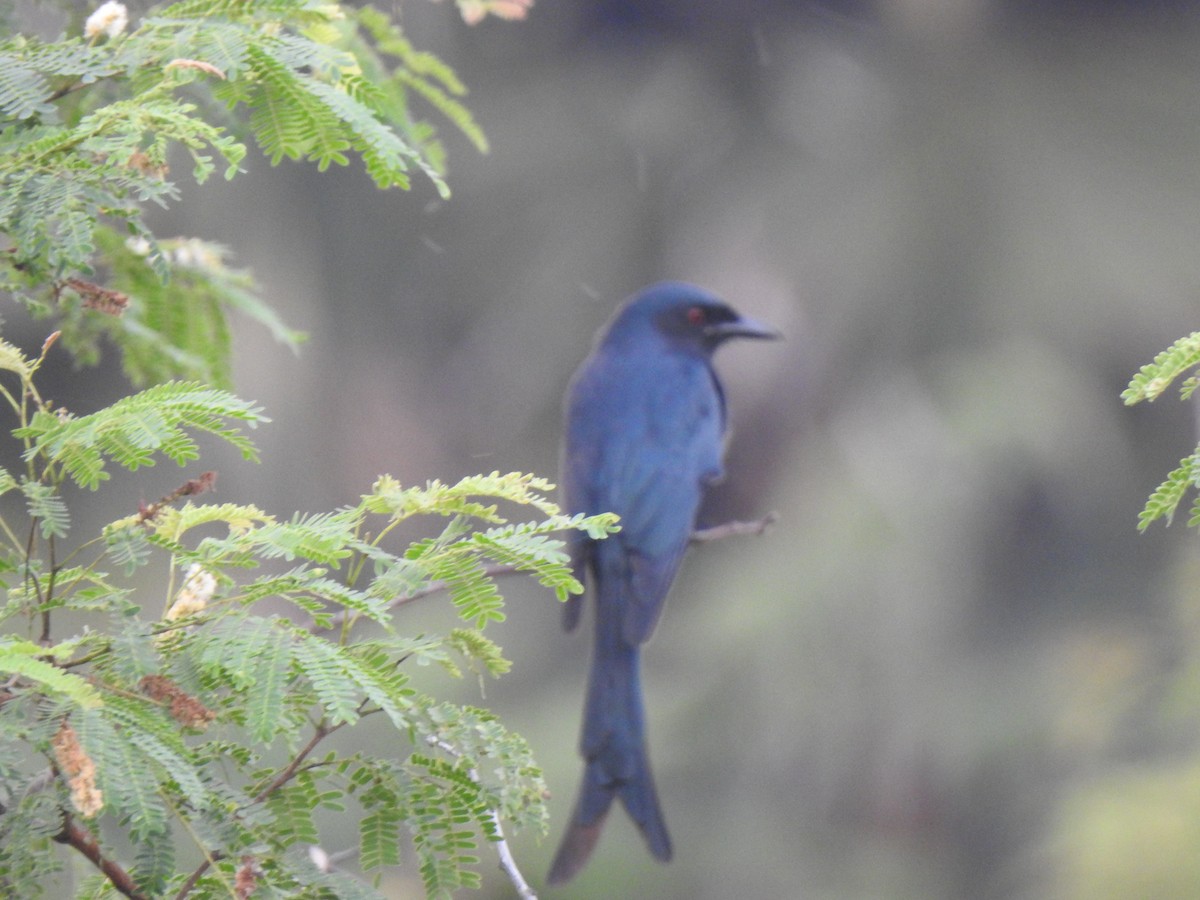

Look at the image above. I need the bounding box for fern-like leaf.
[0,639,102,708]
[290,632,364,726]
[245,625,292,743]
[0,50,54,119]
[1138,453,1200,530]
[446,628,512,679]
[16,382,265,490]
[359,803,403,870]
[265,770,321,845]
[365,471,561,522]
[19,478,69,538]
[428,550,506,628]
[131,830,176,898]
[76,708,169,839]
[246,509,358,565]
[104,694,209,809]
[104,523,154,575]
[1123,332,1200,404]
[0,337,33,379]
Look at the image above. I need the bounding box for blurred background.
[15,0,1200,897]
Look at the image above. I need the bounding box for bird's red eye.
[686,306,705,326]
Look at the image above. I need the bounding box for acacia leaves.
[1126,333,1200,530]
[1,346,616,897]
[0,2,562,895]
[17,381,265,490]
[0,0,485,389]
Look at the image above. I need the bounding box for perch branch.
[690,511,779,543]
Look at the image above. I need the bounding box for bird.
[548,281,779,884]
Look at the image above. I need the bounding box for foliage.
[0,339,616,898]
[0,2,594,897]
[1124,333,1200,529]
[0,0,488,389]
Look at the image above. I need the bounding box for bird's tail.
[547,639,671,884]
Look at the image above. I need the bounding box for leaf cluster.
[1125,333,1200,529]
[1,0,484,388]
[0,341,617,897]
[0,4,573,896]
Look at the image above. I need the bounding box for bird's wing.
[565,351,725,643]
[610,457,703,644]
[610,364,724,644]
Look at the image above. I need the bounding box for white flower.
[125,236,151,256]
[308,845,333,874]
[167,563,217,620]
[84,1,128,40]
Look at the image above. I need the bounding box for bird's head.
[606,281,781,354]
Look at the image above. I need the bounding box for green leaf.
[19,478,69,538]
[0,337,34,379]
[132,831,176,898]
[146,500,275,544]
[290,632,363,726]
[0,50,55,119]
[266,770,321,845]
[76,708,169,839]
[1139,454,1200,530]
[104,523,154,575]
[105,695,209,809]
[107,622,160,684]
[359,804,402,870]
[246,509,358,565]
[243,624,293,743]
[16,382,266,490]
[0,638,102,708]
[1124,332,1200,404]
[365,471,562,522]
[446,629,511,679]
[429,551,506,629]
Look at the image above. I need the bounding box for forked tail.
[547,637,671,884]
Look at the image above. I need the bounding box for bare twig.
[690,511,779,543]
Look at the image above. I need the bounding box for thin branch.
[175,718,344,899]
[690,512,779,543]
[311,561,516,634]
[41,533,58,644]
[427,736,537,900]
[251,721,333,804]
[55,815,149,900]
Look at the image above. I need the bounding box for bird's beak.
[706,315,782,341]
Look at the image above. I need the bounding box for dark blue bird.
[548,282,778,884]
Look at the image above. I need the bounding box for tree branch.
[690,511,779,543]
[175,718,344,898]
[55,815,149,900]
